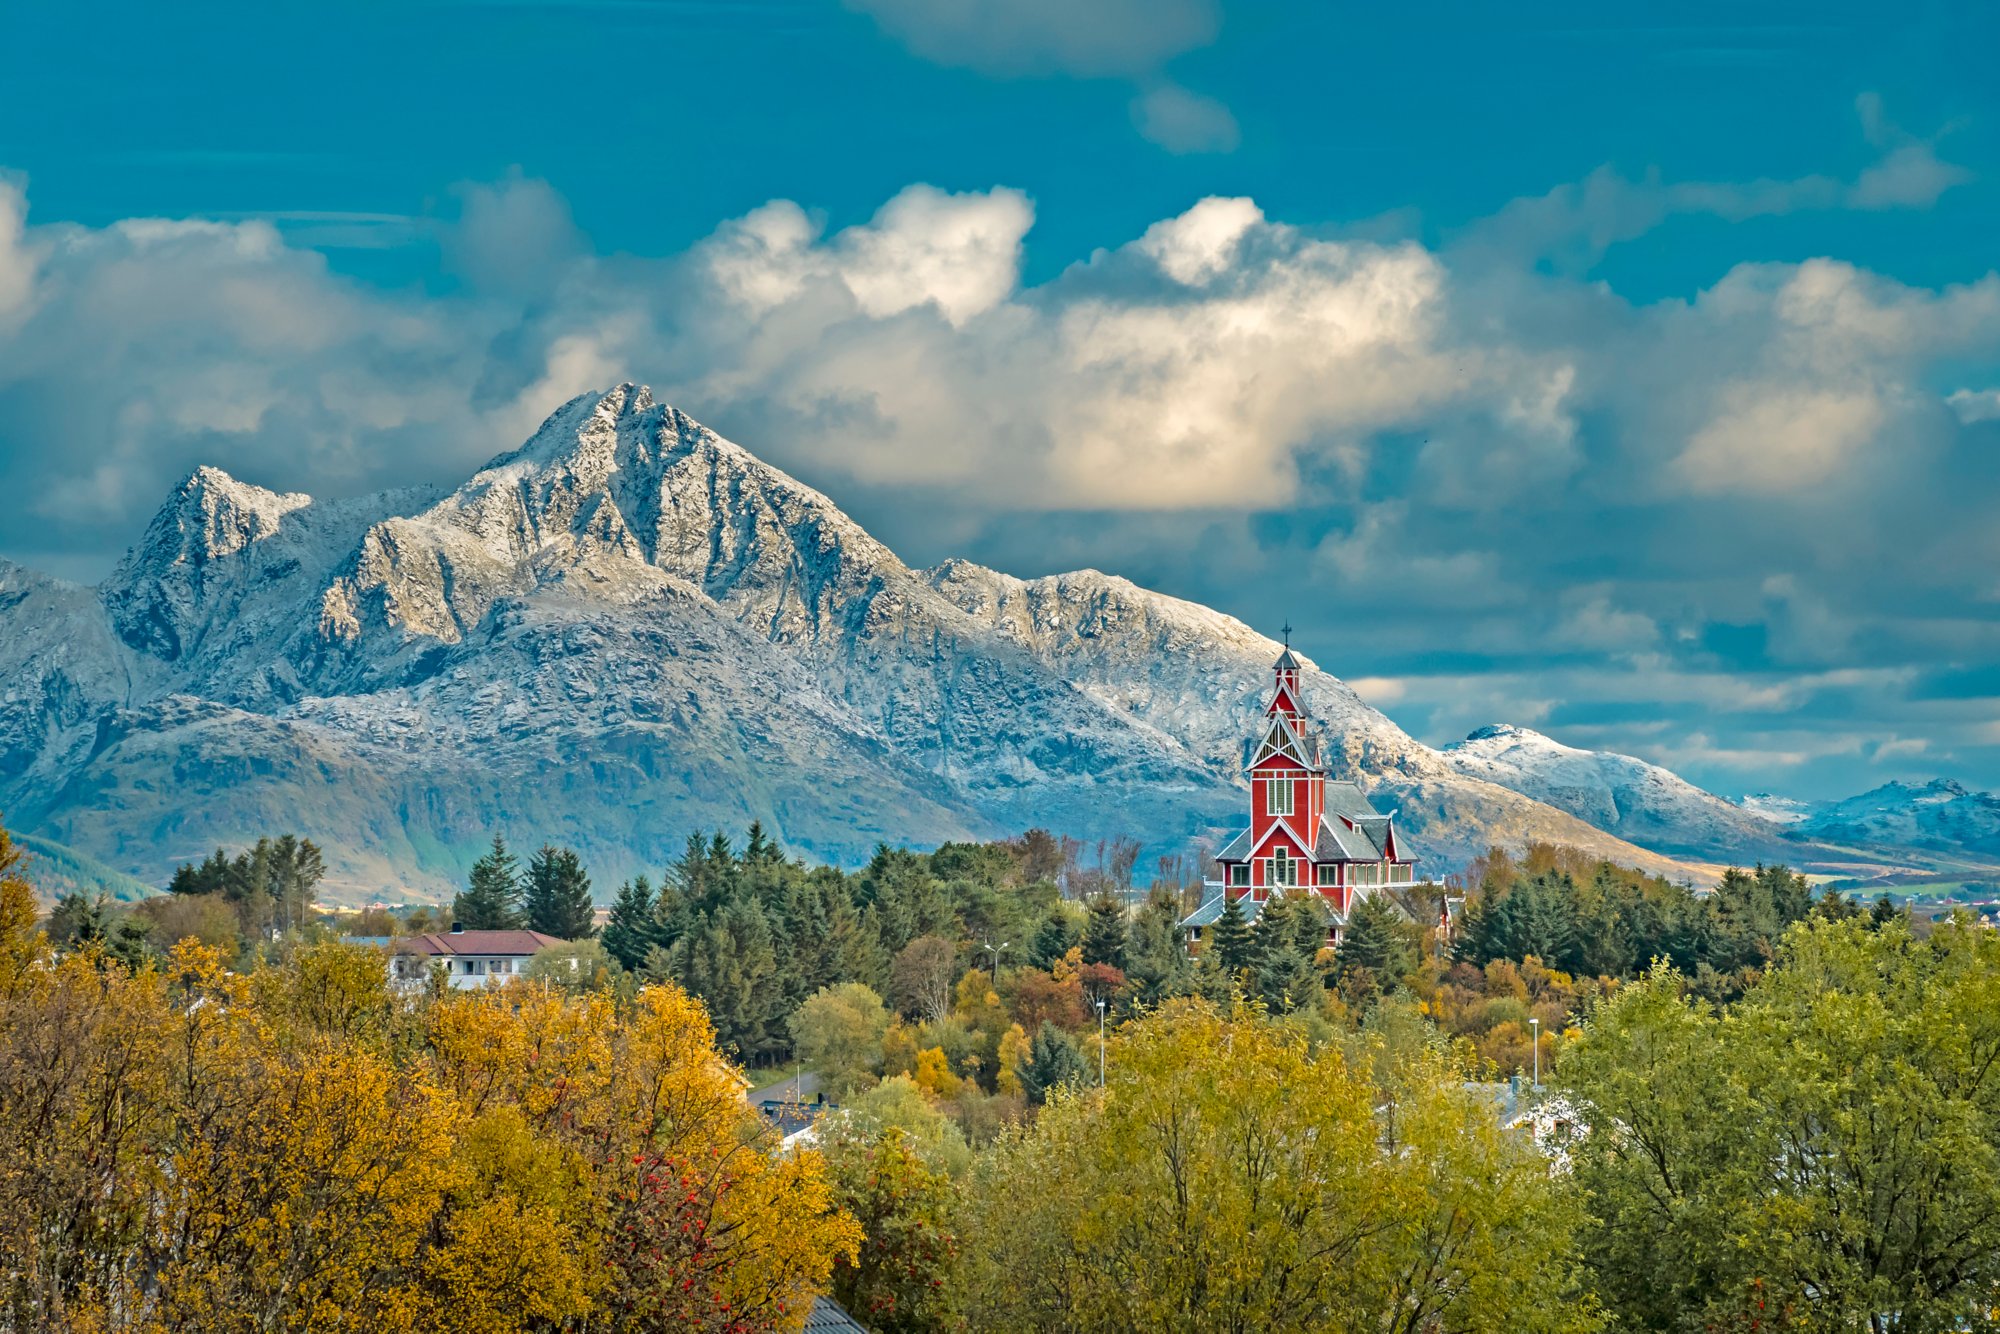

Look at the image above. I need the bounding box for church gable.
[1248,711,1314,771]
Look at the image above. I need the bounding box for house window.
[1317,862,1338,887]
[1229,863,1249,887]
[1267,780,1294,816]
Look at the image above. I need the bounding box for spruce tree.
[1206,892,1255,974]
[1337,892,1415,994]
[1080,894,1128,969]
[601,875,657,971]
[1124,886,1195,1005]
[454,835,524,930]
[1017,1021,1090,1103]
[524,844,596,939]
[1252,891,1326,1012]
[1028,912,1078,970]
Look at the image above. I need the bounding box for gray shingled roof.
[1213,826,1255,861]
[1322,781,1383,822]
[1181,890,1348,931]
[1314,816,1377,862]
[804,1296,870,1331]
[1181,891,1261,928]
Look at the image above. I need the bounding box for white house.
[390,926,567,990]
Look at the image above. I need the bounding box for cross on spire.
[1281,620,1293,648]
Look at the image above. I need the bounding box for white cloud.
[3,159,2000,796]
[1946,388,2000,423]
[1677,385,1888,494]
[1130,83,1240,154]
[1136,196,1262,283]
[703,185,1031,329]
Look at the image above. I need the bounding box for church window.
[1229,863,1249,887]
[1267,780,1294,815]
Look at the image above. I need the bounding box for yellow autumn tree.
[0,841,861,1334]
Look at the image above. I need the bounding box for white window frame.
[1317,862,1338,887]
[1273,847,1295,887]
[1266,779,1294,816]
[1229,863,1250,887]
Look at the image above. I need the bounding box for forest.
[6,820,1997,1333]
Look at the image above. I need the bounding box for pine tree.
[1080,895,1128,970]
[524,844,596,939]
[454,835,524,930]
[601,875,657,971]
[1206,892,1255,974]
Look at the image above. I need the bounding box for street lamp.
[1096,998,1106,1087]
[982,940,1009,984]
[1529,1016,1541,1093]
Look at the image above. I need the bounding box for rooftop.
[397,929,567,957]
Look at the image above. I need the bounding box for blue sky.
[1,0,1997,801]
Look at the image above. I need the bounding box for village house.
[1182,646,1417,950]
[389,925,568,990]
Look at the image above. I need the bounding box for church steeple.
[1181,630,1416,951]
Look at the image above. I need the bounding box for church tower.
[1182,639,1416,947]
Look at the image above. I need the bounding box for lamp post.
[982,940,1009,984]
[1096,998,1106,1087]
[1530,1016,1541,1093]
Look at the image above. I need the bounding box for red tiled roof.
[398,930,567,957]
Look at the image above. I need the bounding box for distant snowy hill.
[1784,780,2000,860]
[1435,724,1800,861]
[0,386,1901,900]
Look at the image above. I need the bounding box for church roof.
[1181,888,1349,931]
[1323,780,1383,822]
[1315,814,1383,862]
[1274,647,1302,671]
[1213,827,1255,861]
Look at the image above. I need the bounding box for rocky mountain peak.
[1455,723,1548,747]
[101,466,316,661]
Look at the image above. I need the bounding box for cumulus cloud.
[1,155,1998,798]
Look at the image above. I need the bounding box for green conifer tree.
[600,875,657,971]
[1337,892,1415,995]
[1028,912,1078,970]
[524,844,596,940]
[1017,1021,1090,1104]
[453,835,524,930]
[1081,894,1128,969]
[1206,891,1255,975]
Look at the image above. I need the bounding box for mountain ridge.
[0,386,1922,900]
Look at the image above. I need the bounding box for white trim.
[1244,814,1313,862]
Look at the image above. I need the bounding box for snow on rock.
[1792,780,2000,859]
[1435,723,1799,861]
[2,387,1731,897]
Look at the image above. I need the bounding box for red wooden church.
[1182,644,1416,947]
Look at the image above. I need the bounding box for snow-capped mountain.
[1786,780,2000,860]
[1435,723,1801,861]
[1737,792,1815,825]
[0,387,1753,898]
